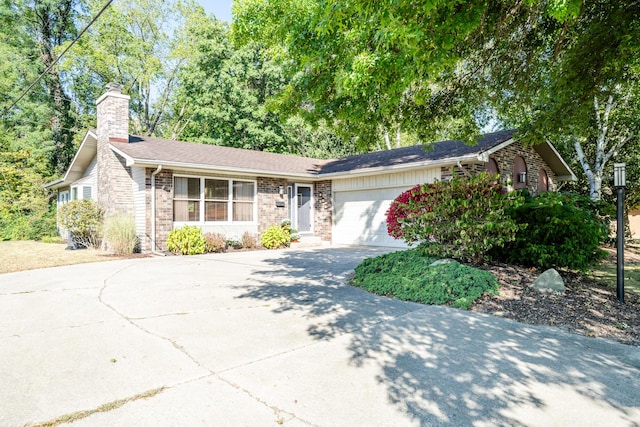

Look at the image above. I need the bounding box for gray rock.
[531,268,566,294]
[429,258,458,266]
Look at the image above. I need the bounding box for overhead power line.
[1,0,113,118]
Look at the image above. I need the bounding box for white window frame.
[173,174,257,226]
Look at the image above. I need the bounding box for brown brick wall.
[491,141,557,193]
[96,88,134,251]
[440,141,557,194]
[314,180,332,241]
[257,177,289,233]
[145,168,173,252]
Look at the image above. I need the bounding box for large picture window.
[173,176,255,223]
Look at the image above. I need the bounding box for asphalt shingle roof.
[319,130,516,174]
[111,130,516,177]
[113,135,326,176]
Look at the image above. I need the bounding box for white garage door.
[333,187,409,247]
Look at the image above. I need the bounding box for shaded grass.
[350,249,499,309]
[0,241,137,274]
[588,257,640,294]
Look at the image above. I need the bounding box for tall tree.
[170,7,357,157]
[60,0,192,136]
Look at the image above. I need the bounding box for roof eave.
[121,157,321,180]
[321,153,480,179]
[44,130,98,189]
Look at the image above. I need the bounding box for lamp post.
[614,163,626,303]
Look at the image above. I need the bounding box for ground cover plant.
[351,249,499,309]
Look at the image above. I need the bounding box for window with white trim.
[173,176,255,223]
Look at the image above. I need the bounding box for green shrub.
[241,231,258,249]
[261,225,289,249]
[204,232,227,253]
[41,235,65,244]
[386,173,524,263]
[58,200,103,249]
[103,214,138,255]
[226,236,243,249]
[167,225,206,255]
[351,249,499,309]
[492,192,611,270]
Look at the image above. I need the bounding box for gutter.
[151,165,165,256]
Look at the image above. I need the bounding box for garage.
[331,169,440,247]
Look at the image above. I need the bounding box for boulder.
[531,268,565,294]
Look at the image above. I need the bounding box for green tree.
[60,0,193,137]
[170,8,356,157]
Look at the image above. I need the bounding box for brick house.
[46,84,576,251]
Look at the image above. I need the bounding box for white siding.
[332,168,440,192]
[332,168,440,247]
[131,167,146,245]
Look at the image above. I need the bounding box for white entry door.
[296,185,312,233]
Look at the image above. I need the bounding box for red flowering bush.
[386,173,524,263]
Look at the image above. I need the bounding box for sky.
[197,0,233,22]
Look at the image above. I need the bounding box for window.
[71,188,78,200]
[537,169,549,193]
[205,179,228,221]
[173,176,255,223]
[233,181,254,221]
[82,186,92,200]
[512,156,528,190]
[485,158,499,175]
[174,177,201,221]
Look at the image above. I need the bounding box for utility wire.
[1,0,113,118]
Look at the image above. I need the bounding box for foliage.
[261,225,289,249]
[492,192,612,271]
[386,173,524,263]
[241,231,258,249]
[204,232,227,253]
[166,225,206,255]
[60,0,191,137]
[351,249,499,310]
[103,213,138,255]
[226,236,244,249]
[171,8,357,157]
[58,199,103,249]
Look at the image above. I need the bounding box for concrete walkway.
[1,247,638,426]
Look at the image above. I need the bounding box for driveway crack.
[97,265,214,375]
[215,375,319,427]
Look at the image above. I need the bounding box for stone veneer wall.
[314,180,332,241]
[440,141,557,194]
[257,177,290,234]
[145,168,174,252]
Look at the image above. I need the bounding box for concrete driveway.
[1,247,639,426]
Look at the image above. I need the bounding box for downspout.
[151,165,164,255]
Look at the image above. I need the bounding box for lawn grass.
[0,240,132,274]
[588,253,640,295]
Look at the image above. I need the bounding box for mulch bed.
[470,263,640,347]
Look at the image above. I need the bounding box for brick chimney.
[96,83,133,220]
[96,82,130,143]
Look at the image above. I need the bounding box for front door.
[296,185,312,233]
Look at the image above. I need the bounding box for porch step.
[290,235,329,248]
